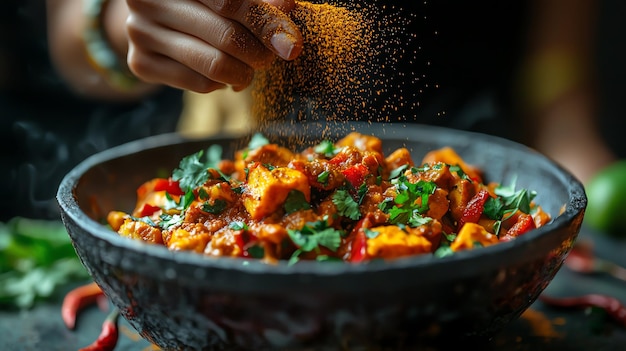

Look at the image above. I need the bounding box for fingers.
[261,0,297,12]
[133,0,276,70]
[201,0,303,61]
[124,0,303,92]
[127,13,250,92]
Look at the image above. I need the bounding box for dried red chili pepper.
[539,294,626,328]
[62,282,107,330]
[79,308,121,351]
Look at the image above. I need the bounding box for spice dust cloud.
[251,0,431,140]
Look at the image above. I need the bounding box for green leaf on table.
[0,217,89,309]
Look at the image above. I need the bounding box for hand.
[125,0,303,93]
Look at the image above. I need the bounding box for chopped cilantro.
[158,213,184,229]
[449,165,471,181]
[284,190,311,214]
[317,170,330,185]
[163,191,195,212]
[202,199,228,214]
[332,189,361,220]
[229,221,249,231]
[287,218,344,265]
[389,164,409,180]
[314,140,338,158]
[248,133,270,150]
[364,228,379,239]
[172,145,223,192]
[247,245,265,259]
[380,178,436,227]
[483,178,538,235]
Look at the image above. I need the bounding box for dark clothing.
[0,1,183,221]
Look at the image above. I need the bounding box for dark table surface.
[2,226,626,351]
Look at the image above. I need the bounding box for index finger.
[201,0,303,61]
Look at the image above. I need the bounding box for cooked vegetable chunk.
[107,133,551,264]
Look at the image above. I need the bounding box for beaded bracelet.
[83,0,139,90]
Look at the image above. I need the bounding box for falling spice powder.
[251,1,374,125]
[250,0,420,139]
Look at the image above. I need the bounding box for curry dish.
[107,132,551,264]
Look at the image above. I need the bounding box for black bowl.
[57,123,586,350]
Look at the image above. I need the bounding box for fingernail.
[271,32,296,60]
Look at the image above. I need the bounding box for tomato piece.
[458,189,490,231]
[153,178,185,196]
[341,164,369,188]
[137,204,161,217]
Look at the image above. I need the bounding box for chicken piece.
[451,222,499,251]
[532,205,552,228]
[448,178,477,223]
[408,162,455,190]
[204,228,242,257]
[167,227,211,253]
[335,132,383,154]
[107,211,128,232]
[425,188,450,221]
[234,143,297,178]
[366,225,433,259]
[385,147,414,172]
[421,147,483,183]
[116,219,163,245]
[243,164,311,220]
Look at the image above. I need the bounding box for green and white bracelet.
[83,0,139,90]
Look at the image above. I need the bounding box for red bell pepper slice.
[458,189,490,230]
[137,203,161,217]
[349,216,373,263]
[341,164,369,188]
[153,178,185,196]
[506,212,536,237]
[328,152,348,166]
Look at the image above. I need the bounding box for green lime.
[583,160,626,238]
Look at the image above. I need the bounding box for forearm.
[46,0,160,102]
